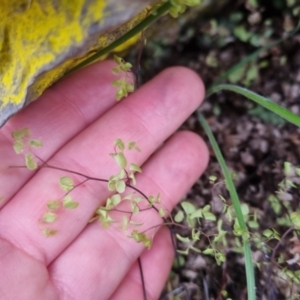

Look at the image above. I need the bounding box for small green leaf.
[115,139,125,151]
[0,196,4,201]
[13,139,24,154]
[241,203,249,216]
[113,153,127,169]
[133,196,144,203]
[241,231,250,241]
[28,139,43,147]
[228,65,246,84]
[130,163,142,173]
[63,194,72,202]
[284,161,292,176]
[131,230,152,249]
[25,153,38,170]
[115,88,125,101]
[149,194,160,204]
[128,220,143,226]
[113,55,132,72]
[63,195,79,209]
[190,209,203,219]
[177,248,189,255]
[12,128,30,139]
[131,201,140,215]
[105,197,114,210]
[148,195,155,204]
[192,229,201,241]
[156,194,161,203]
[234,25,253,42]
[113,55,123,65]
[111,194,121,206]
[116,180,126,193]
[174,210,184,223]
[291,212,300,229]
[47,200,61,210]
[112,66,120,75]
[122,193,133,200]
[129,172,136,185]
[285,179,296,188]
[176,234,190,243]
[202,205,211,212]
[203,211,216,221]
[125,83,134,92]
[233,221,243,236]
[215,252,226,265]
[263,229,273,238]
[209,175,217,183]
[189,245,202,253]
[268,194,281,214]
[112,79,122,87]
[119,216,128,230]
[43,212,58,223]
[159,207,165,217]
[128,141,141,152]
[128,141,136,149]
[121,62,133,72]
[181,201,196,215]
[59,176,74,191]
[96,207,108,217]
[99,213,116,229]
[248,220,259,229]
[117,169,126,179]
[203,248,215,255]
[172,255,185,268]
[219,194,227,203]
[108,181,116,191]
[63,201,79,209]
[42,228,58,237]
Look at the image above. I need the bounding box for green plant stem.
[66,1,173,75]
[207,84,300,127]
[198,112,256,300]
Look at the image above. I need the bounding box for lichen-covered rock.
[0,0,153,126]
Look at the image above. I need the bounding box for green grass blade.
[211,20,300,87]
[207,84,300,127]
[198,112,256,300]
[66,1,172,75]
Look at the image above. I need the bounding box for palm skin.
[0,60,208,300]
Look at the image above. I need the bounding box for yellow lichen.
[0,0,153,126]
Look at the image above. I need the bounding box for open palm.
[0,60,208,300]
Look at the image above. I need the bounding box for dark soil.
[127,1,300,299]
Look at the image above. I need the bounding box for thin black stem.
[271,226,294,263]
[13,158,182,300]
[43,164,109,184]
[125,183,160,214]
[138,257,147,300]
[36,156,162,216]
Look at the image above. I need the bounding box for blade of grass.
[65,1,172,75]
[198,112,256,300]
[211,20,300,87]
[207,84,300,127]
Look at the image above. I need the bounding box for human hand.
[0,60,208,300]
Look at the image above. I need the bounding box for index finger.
[0,60,128,207]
